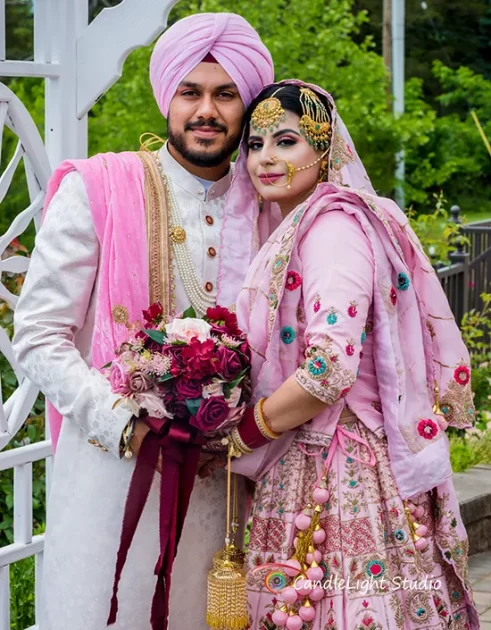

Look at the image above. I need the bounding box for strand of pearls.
[155,155,217,315]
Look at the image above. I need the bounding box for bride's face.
[246,110,323,206]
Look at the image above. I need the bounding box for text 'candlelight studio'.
[292,575,442,596]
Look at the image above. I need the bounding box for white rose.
[227,386,242,408]
[165,317,212,343]
[202,378,224,399]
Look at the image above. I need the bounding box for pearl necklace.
[154,154,217,316]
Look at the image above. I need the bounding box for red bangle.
[236,407,271,449]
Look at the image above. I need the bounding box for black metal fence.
[436,205,491,325]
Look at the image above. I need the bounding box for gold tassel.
[206,446,248,630]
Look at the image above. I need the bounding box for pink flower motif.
[454,365,470,386]
[285,271,302,291]
[313,294,321,313]
[348,301,358,318]
[346,340,355,356]
[362,615,374,627]
[417,418,439,440]
[390,287,397,306]
[340,387,351,398]
[362,600,369,608]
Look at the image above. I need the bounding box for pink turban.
[149,13,274,117]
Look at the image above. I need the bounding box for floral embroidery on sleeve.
[313,294,321,313]
[440,360,475,429]
[280,326,296,345]
[285,271,302,291]
[295,343,356,405]
[346,339,355,356]
[327,307,338,325]
[397,272,411,291]
[348,301,358,318]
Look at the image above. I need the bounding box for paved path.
[468,551,491,628]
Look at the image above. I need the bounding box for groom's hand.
[129,419,162,473]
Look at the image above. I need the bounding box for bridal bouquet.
[106,302,251,433]
[105,303,251,630]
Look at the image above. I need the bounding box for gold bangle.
[230,427,253,456]
[254,398,281,440]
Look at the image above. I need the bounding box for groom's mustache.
[185,119,228,133]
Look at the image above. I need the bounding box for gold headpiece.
[251,88,286,135]
[299,87,332,151]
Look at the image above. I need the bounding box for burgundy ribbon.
[107,416,203,630]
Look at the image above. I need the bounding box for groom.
[13,12,273,630]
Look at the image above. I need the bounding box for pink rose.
[109,362,131,395]
[190,396,229,433]
[165,317,212,343]
[128,370,152,393]
[134,391,172,419]
[202,378,224,399]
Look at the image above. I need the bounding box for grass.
[450,429,491,473]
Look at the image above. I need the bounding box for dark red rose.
[206,306,241,336]
[190,396,229,433]
[217,345,242,380]
[164,392,188,420]
[175,379,202,400]
[237,340,252,368]
[181,338,218,380]
[142,302,163,323]
[163,345,186,377]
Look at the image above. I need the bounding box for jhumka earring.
[298,87,332,151]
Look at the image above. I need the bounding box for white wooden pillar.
[44,0,89,165]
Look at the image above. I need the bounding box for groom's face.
[168,62,245,168]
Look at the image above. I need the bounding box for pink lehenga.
[220,80,479,629]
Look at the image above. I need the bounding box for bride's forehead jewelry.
[251,88,286,135]
[299,87,332,151]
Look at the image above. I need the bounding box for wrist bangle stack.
[120,416,136,459]
[231,398,281,455]
[254,398,281,440]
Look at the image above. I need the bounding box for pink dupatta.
[42,152,149,449]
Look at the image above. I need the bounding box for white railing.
[0,1,180,627]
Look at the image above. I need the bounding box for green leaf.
[185,398,203,417]
[143,329,166,344]
[182,306,197,319]
[158,373,175,383]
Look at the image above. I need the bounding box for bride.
[209,80,479,629]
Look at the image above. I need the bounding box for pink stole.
[42,152,151,450]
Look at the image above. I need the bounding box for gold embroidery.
[169,226,186,244]
[440,361,475,428]
[329,122,355,185]
[112,305,129,325]
[137,151,175,316]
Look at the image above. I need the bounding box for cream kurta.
[13,145,232,629]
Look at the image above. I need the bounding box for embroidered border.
[137,151,175,316]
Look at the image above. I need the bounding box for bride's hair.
[242,83,332,147]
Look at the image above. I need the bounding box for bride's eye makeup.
[247,138,263,151]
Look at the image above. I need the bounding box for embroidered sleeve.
[295,210,374,405]
[12,172,133,457]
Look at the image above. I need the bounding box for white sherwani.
[13,146,232,629]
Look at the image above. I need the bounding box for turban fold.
[149,13,274,117]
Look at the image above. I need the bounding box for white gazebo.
[0,2,179,627]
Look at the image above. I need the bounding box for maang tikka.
[251,88,286,135]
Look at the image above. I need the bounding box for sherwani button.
[205,282,214,292]
[205,215,214,226]
[208,247,216,258]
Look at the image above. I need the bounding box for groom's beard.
[168,117,241,168]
